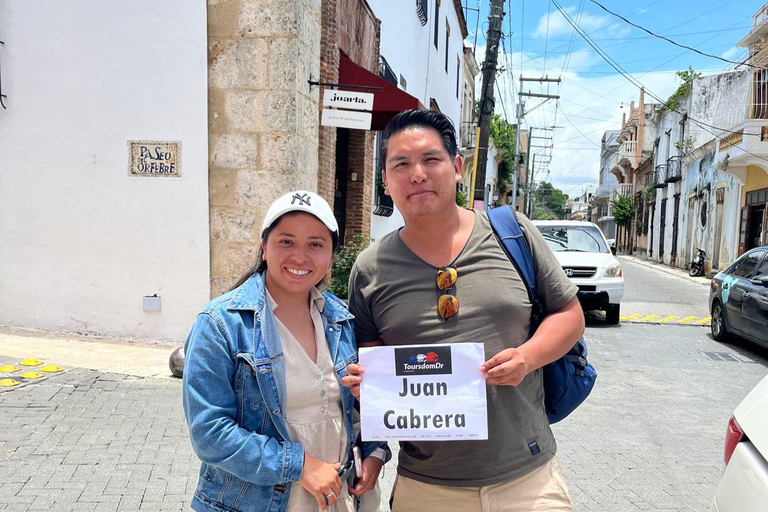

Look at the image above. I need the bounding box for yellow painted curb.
[625,313,643,320]
[0,365,22,373]
[659,316,680,323]
[19,359,44,367]
[678,316,699,324]
[640,315,662,322]
[0,379,21,387]
[19,371,45,379]
[39,365,64,373]
[697,317,712,324]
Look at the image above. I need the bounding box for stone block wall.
[318,0,380,244]
[207,0,322,297]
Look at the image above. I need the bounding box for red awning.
[338,55,424,131]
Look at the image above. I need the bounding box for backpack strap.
[486,207,544,330]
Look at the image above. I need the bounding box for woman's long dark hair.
[229,212,340,291]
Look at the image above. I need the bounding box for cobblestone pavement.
[2,322,768,511]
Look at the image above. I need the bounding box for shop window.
[433,0,440,49]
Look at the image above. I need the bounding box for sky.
[463,0,761,198]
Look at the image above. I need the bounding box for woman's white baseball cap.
[261,190,339,236]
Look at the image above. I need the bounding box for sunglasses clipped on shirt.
[436,266,459,320]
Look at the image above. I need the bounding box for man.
[343,110,584,511]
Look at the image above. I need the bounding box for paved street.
[2,260,768,511]
[609,257,712,325]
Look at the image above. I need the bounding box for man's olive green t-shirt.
[348,209,578,487]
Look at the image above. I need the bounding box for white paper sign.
[321,109,372,130]
[359,343,488,441]
[322,90,374,111]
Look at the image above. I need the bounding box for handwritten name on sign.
[359,343,488,441]
[128,141,181,177]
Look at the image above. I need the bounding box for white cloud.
[467,44,689,197]
[721,46,744,61]
[531,5,630,40]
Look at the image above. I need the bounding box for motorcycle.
[689,248,706,277]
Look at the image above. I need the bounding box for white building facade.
[368,0,469,240]
[0,1,210,342]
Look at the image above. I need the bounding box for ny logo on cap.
[291,193,311,206]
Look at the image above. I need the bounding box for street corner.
[0,356,66,392]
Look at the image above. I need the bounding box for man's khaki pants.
[390,456,572,512]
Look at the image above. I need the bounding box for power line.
[587,0,764,70]
[550,0,768,167]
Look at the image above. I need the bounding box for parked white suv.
[532,220,624,324]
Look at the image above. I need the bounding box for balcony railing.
[459,122,476,149]
[654,164,668,188]
[666,155,682,183]
[754,3,768,28]
[610,183,633,201]
[619,140,637,159]
[595,183,614,198]
[379,55,397,86]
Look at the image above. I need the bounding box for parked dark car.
[709,246,768,349]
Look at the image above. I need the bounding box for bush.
[326,235,373,299]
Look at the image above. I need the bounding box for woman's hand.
[300,454,342,511]
[348,456,384,497]
[341,363,365,399]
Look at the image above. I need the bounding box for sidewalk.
[0,326,178,379]
[617,254,711,287]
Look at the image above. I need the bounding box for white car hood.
[735,373,768,458]
[550,251,618,269]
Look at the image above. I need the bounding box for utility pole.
[470,0,504,208]
[512,76,560,213]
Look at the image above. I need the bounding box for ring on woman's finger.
[323,491,335,506]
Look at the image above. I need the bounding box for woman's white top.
[267,288,354,512]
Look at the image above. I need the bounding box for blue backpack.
[487,206,596,424]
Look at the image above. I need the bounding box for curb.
[617,255,710,287]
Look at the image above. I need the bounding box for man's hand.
[299,454,342,511]
[480,347,530,386]
[348,456,384,497]
[341,363,365,399]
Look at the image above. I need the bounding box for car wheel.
[711,301,729,342]
[605,304,620,325]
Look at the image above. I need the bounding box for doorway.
[747,204,766,250]
[713,188,725,269]
[659,198,667,260]
[334,128,349,243]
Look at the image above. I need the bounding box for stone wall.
[318,0,380,243]
[207,0,322,296]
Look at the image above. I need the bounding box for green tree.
[326,235,373,300]
[489,114,516,193]
[611,195,634,229]
[661,66,702,113]
[532,182,568,219]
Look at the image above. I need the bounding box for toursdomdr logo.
[394,346,452,376]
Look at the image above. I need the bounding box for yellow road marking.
[640,315,662,322]
[677,316,699,324]
[659,316,680,323]
[696,317,712,324]
[625,313,643,320]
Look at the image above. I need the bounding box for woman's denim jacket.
[182,272,390,512]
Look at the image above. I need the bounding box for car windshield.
[537,225,608,253]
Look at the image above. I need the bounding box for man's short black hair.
[380,109,458,168]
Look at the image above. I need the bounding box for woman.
[183,190,389,512]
